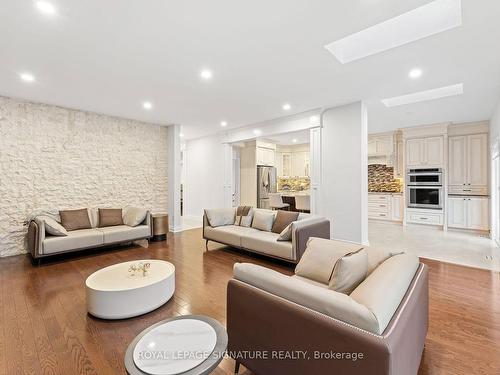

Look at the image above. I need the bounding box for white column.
[167,125,182,232]
[309,127,322,214]
[317,102,368,245]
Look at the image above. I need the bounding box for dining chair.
[295,195,310,212]
[269,193,290,210]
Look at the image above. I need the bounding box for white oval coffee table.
[86,260,175,319]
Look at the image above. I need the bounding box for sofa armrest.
[28,218,46,258]
[227,279,390,375]
[144,211,153,237]
[291,218,330,261]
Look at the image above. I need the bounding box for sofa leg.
[234,360,240,374]
[205,239,209,251]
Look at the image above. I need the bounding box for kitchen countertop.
[278,190,310,197]
[368,191,403,195]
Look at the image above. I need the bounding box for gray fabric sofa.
[28,208,153,260]
[203,208,330,263]
[227,244,428,375]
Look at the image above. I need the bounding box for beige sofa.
[227,241,428,375]
[203,208,330,263]
[28,208,153,261]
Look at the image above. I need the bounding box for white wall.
[491,98,500,144]
[184,134,232,218]
[318,102,368,245]
[490,98,500,245]
[0,96,168,257]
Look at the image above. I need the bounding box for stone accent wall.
[368,164,403,192]
[0,96,168,257]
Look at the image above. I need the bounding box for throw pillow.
[277,223,293,241]
[234,206,253,227]
[123,207,148,227]
[205,208,236,227]
[59,209,92,231]
[251,210,275,232]
[39,215,68,236]
[329,248,368,294]
[98,208,124,227]
[271,210,299,234]
[294,238,364,284]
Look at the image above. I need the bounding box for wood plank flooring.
[0,228,499,375]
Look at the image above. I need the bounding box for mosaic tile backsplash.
[368,164,403,192]
[277,177,310,192]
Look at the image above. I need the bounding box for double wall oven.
[406,168,443,210]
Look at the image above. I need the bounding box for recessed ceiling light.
[325,0,462,64]
[200,69,213,80]
[220,121,228,127]
[253,129,262,136]
[382,83,463,107]
[309,115,319,123]
[179,133,184,138]
[409,68,423,79]
[142,101,153,110]
[292,139,298,143]
[36,1,56,15]
[282,103,291,111]
[20,73,35,82]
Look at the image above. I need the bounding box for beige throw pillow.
[251,211,275,232]
[39,215,68,236]
[294,238,364,284]
[277,223,293,241]
[98,208,124,227]
[329,248,368,294]
[234,206,253,227]
[123,207,148,227]
[59,209,92,231]
[205,208,236,227]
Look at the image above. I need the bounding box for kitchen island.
[278,190,310,212]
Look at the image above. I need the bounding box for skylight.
[325,0,462,64]
[381,83,464,107]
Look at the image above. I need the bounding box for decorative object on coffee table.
[152,213,169,242]
[124,315,227,375]
[86,260,175,319]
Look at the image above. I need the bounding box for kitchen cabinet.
[291,151,309,177]
[394,132,404,178]
[406,136,444,167]
[448,133,488,195]
[391,195,403,221]
[448,196,489,230]
[276,152,292,176]
[406,209,444,226]
[368,193,403,222]
[256,146,275,166]
[368,135,393,156]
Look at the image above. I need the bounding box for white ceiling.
[1,0,500,139]
[260,129,310,146]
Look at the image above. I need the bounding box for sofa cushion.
[59,209,92,231]
[329,248,368,294]
[240,231,293,260]
[295,238,363,284]
[365,246,392,275]
[234,263,379,334]
[96,225,150,243]
[204,225,258,247]
[205,208,236,227]
[123,207,148,227]
[271,210,299,234]
[88,208,99,228]
[39,215,68,236]
[251,210,275,232]
[43,228,103,254]
[350,253,419,335]
[98,208,124,227]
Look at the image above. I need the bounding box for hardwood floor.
[0,228,499,375]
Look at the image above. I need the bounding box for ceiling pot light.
[142,101,153,110]
[292,139,298,143]
[36,1,56,15]
[200,69,213,80]
[409,68,423,79]
[179,133,184,138]
[253,129,262,136]
[309,115,319,123]
[20,73,35,82]
[220,121,228,127]
[282,103,291,111]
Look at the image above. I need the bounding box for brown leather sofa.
[227,247,428,375]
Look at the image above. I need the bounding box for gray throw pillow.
[39,215,68,236]
[123,207,148,227]
[251,211,275,232]
[59,209,92,231]
[205,208,236,227]
[98,208,124,227]
[329,248,368,294]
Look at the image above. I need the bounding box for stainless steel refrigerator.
[257,166,277,209]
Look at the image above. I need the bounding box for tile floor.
[369,220,500,272]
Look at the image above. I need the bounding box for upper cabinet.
[256,144,276,166]
[406,136,444,167]
[448,133,488,195]
[368,134,394,157]
[393,131,404,178]
[276,145,310,177]
[291,151,309,177]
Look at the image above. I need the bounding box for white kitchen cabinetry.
[448,196,489,231]
[368,135,393,156]
[291,151,309,177]
[256,147,275,166]
[275,152,292,176]
[406,209,444,226]
[394,132,404,178]
[448,133,488,195]
[406,136,444,167]
[368,193,403,222]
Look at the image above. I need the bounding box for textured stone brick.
[0,96,168,257]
